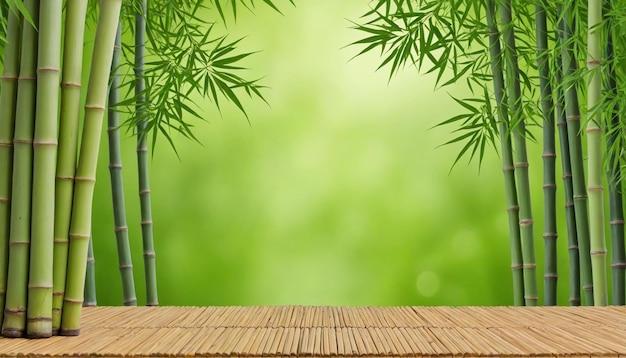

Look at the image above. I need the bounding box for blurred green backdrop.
[88,0,572,306]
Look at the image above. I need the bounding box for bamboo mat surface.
[1,306,626,357]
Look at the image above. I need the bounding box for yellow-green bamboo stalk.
[108,22,137,306]
[60,0,123,336]
[52,0,89,334]
[586,0,607,306]
[27,0,63,338]
[486,0,524,306]
[499,0,538,306]
[135,0,158,306]
[0,8,22,326]
[2,0,38,338]
[83,235,96,307]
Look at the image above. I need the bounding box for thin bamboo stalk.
[604,0,625,306]
[1,0,38,338]
[135,0,158,306]
[27,0,63,338]
[61,0,124,336]
[535,0,558,306]
[108,22,137,306]
[586,0,608,306]
[555,44,581,306]
[53,0,89,334]
[83,235,97,307]
[559,0,594,306]
[498,0,538,306]
[485,0,524,306]
[0,8,22,326]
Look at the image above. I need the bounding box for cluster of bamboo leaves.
[0,0,292,338]
[351,0,626,306]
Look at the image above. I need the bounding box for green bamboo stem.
[485,0,524,306]
[559,1,594,306]
[1,0,38,338]
[0,8,22,326]
[52,0,89,334]
[27,0,63,338]
[83,235,96,307]
[535,1,557,306]
[586,0,607,306]
[135,0,158,306]
[108,22,137,306]
[555,46,581,306]
[60,0,123,336]
[498,0,537,306]
[605,0,625,306]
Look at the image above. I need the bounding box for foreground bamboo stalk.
[136,0,158,306]
[27,0,63,338]
[53,0,90,333]
[499,0,537,306]
[0,9,22,325]
[559,1,594,305]
[605,0,626,305]
[485,0,524,306]
[108,23,137,306]
[61,0,124,335]
[535,1,557,306]
[586,0,607,306]
[2,0,39,337]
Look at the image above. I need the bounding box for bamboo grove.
[0,0,291,338]
[351,0,626,306]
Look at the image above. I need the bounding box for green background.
[88,1,572,307]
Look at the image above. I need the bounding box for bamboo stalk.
[1,0,38,338]
[535,0,558,306]
[485,0,524,306]
[108,22,137,306]
[27,0,63,338]
[559,0,594,306]
[135,0,158,306]
[52,0,89,334]
[555,44,581,306]
[83,235,96,307]
[498,0,538,306]
[0,8,22,326]
[586,0,608,306]
[604,0,625,306]
[60,0,123,336]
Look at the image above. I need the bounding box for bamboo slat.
[0,306,625,357]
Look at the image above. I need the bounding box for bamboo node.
[585,127,602,133]
[13,138,33,144]
[61,81,82,88]
[85,104,106,110]
[141,220,153,226]
[144,252,156,258]
[542,233,558,239]
[566,115,581,121]
[542,184,556,189]
[59,328,80,336]
[33,140,59,146]
[68,233,91,240]
[0,142,12,147]
[119,264,133,269]
[543,274,558,278]
[0,198,9,204]
[9,241,30,246]
[568,297,581,304]
[123,298,138,304]
[74,176,96,183]
[502,165,514,172]
[56,175,75,181]
[565,202,574,208]
[567,245,579,250]
[137,147,149,153]
[519,219,534,226]
[53,238,69,243]
[63,297,84,304]
[87,257,95,263]
[524,295,538,300]
[506,205,519,212]
[27,317,53,322]
[0,75,18,80]
[522,264,536,269]
[562,173,572,179]
[611,262,626,268]
[37,66,61,73]
[582,285,594,291]
[587,59,602,65]
[573,194,588,200]
[17,75,36,81]
[590,250,607,256]
[52,292,64,297]
[514,162,529,168]
[140,189,151,195]
[4,307,26,314]
[510,264,523,269]
[109,163,123,169]
[610,220,625,225]
[27,284,53,289]
[541,152,557,158]
[115,225,128,232]
[587,186,603,192]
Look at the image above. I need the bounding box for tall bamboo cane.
[27,0,63,338]
[52,0,89,334]
[61,0,123,336]
[535,0,558,306]
[0,8,22,326]
[109,22,137,306]
[559,1,594,305]
[555,45,581,306]
[135,0,158,306]
[586,0,608,306]
[499,0,538,306]
[605,0,625,306]
[2,0,38,338]
[485,0,524,306]
[83,235,96,307]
